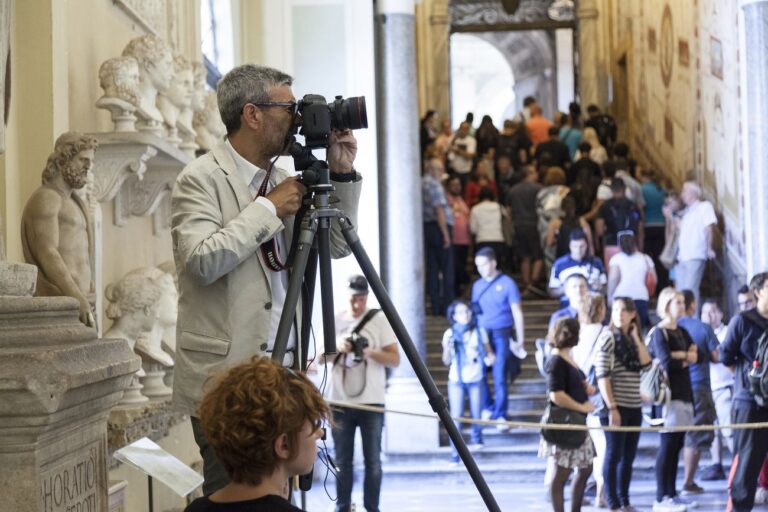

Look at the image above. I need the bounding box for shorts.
[661,399,694,433]
[514,224,543,260]
[685,388,717,449]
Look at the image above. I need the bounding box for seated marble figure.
[21,132,98,327]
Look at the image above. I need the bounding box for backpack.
[746,311,768,407]
[641,327,671,406]
[608,199,640,236]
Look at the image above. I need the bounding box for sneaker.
[755,487,768,504]
[480,409,493,421]
[495,419,510,432]
[699,463,726,481]
[468,442,485,451]
[652,497,687,512]
[681,483,705,496]
[448,455,460,467]
[670,496,698,509]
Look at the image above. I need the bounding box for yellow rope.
[327,399,768,433]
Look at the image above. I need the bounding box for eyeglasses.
[249,101,298,116]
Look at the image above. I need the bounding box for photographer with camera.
[171,64,362,495]
[329,275,400,512]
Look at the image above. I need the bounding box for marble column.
[577,0,600,107]
[415,0,450,120]
[741,0,768,277]
[375,0,438,452]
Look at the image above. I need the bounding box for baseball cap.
[347,275,369,295]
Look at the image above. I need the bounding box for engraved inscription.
[40,444,102,512]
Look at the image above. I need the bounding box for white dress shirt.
[225,139,296,352]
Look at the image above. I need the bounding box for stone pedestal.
[384,377,439,453]
[0,296,140,512]
[140,360,173,398]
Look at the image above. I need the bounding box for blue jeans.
[635,299,650,330]
[331,406,384,512]
[600,406,642,509]
[480,327,518,419]
[448,380,483,457]
[424,221,455,315]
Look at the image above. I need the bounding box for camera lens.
[332,96,368,131]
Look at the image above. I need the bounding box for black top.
[649,327,694,403]
[185,495,301,512]
[597,197,641,245]
[720,309,768,404]
[535,139,571,168]
[546,354,588,404]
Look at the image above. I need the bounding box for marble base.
[107,398,186,456]
[141,361,173,397]
[119,375,149,405]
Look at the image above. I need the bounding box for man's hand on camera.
[265,177,306,218]
[328,129,357,173]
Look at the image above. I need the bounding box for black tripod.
[271,143,501,512]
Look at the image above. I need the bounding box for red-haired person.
[185,356,328,512]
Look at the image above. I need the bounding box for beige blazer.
[170,141,361,416]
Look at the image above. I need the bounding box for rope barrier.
[327,399,768,433]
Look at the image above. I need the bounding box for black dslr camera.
[345,332,369,363]
[296,94,367,149]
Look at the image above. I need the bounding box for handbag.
[645,255,658,296]
[659,223,679,269]
[540,401,587,449]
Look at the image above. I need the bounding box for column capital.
[377,0,416,16]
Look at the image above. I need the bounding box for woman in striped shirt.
[596,297,652,511]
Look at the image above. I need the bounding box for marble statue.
[121,35,174,135]
[21,132,98,327]
[156,260,178,355]
[193,91,226,150]
[105,270,156,403]
[157,54,194,146]
[96,56,141,132]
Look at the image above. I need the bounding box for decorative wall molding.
[89,132,190,232]
[449,0,569,27]
[113,0,167,36]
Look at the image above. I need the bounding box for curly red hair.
[198,356,329,485]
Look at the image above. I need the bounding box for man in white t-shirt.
[330,275,400,512]
[447,121,476,184]
[675,181,717,310]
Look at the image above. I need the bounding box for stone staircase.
[381,296,666,484]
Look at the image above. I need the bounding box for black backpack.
[746,311,768,407]
[608,199,640,236]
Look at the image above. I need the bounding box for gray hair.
[216,64,293,135]
[683,180,702,197]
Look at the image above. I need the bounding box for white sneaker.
[652,497,687,512]
[480,409,493,421]
[756,487,768,504]
[495,419,510,432]
[468,442,485,451]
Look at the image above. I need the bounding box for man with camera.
[170,64,361,495]
[329,275,400,512]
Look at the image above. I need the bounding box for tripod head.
[288,138,334,196]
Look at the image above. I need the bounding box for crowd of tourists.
[425,99,768,512]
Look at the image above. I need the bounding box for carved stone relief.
[113,0,168,36]
[449,0,569,27]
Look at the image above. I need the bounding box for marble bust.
[96,56,140,131]
[156,260,178,355]
[157,54,194,145]
[21,132,98,327]
[193,91,226,150]
[121,35,174,133]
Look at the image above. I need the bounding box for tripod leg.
[316,220,337,356]
[272,218,318,364]
[299,246,319,371]
[339,219,501,512]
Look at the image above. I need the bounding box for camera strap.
[255,162,287,272]
[333,309,381,398]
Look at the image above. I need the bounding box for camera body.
[297,94,367,149]
[345,332,369,363]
